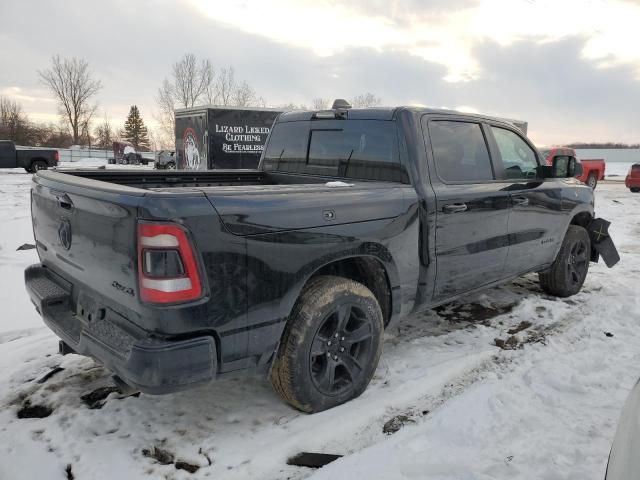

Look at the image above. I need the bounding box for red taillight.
[137,222,202,304]
[54,151,59,162]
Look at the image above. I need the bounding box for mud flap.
[589,218,620,268]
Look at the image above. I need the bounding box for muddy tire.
[270,275,383,413]
[586,173,598,189]
[539,225,590,297]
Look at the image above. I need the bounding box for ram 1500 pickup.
[25,104,619,412]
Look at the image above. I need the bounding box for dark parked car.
[0,140,58,172]
[605,378,640,479]
[24,103,619,412]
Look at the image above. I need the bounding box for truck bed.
[50,169,329,190]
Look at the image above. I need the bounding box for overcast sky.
[1,0,639,146]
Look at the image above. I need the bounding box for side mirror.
[551,156,580,178]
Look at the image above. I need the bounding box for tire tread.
[270,275,382,412]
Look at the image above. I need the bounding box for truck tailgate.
[31,173,145,314]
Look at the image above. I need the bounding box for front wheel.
[270,275,384,413]
[631,187,640,193]
[539,225,590,297]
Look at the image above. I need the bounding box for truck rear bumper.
[24,264,217,394]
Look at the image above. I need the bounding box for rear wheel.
[539,225,590,297]
[270,275,383,413]
[31,160,48,172]
[587,173,598,189]
[631,187,640,193]
[166,161,176,170]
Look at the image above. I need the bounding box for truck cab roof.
[277,106,526,131]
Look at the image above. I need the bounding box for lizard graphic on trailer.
[183,128,201,170]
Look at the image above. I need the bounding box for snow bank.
[325,181,354,187]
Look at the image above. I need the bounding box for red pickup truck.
[539,147,605,188]
[626,164,640,192]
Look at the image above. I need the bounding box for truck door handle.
[442,203,467,213]
[512,196,529,207]
[57,194,74,211]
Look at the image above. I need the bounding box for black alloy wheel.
[270,275,384,412]
[566,238,589,288]
[309,303,374,396]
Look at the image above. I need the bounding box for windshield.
[262,119,408,183]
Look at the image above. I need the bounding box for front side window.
[491,127,539,179]
[428,121,494,182]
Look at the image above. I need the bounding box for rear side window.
[262,121,310,169]
[263,120,407,182]
[491,126,539,179]
[428,121,494,182]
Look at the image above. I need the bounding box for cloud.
[189,0,640,82]
[0,0,638,144]
[0,87,54,104]
[462,36,640,144]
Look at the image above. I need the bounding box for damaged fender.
[588,218,620,268]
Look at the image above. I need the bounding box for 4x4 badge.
[58,218,72,250]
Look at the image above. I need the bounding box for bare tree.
[211,66,266,107]
[351,92,382,108]
[233,81,258,107]
[93,114,114,149]
[156,56,265,140]
[0,96,31,144]
[172,54,214,107]
[311,98,331,110]
[155,79,177,142]
[156,54,214,142]
[212,66,236,106]
[38,55,102,145]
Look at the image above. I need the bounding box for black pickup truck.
[0,140,58,172]
[25,105,619,412]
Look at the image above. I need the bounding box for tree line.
[0,53,383,151]
[566,142,640,149]
[0,96,153,151]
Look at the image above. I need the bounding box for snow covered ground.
[0,169,638,480]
